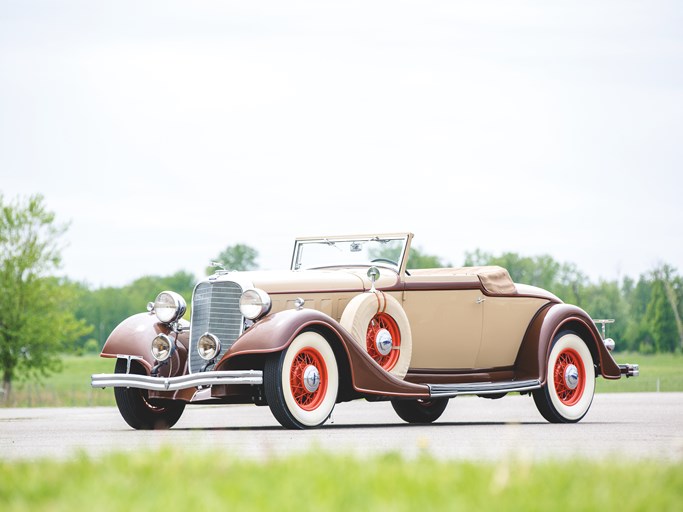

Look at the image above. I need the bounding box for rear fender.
[515,303,621,384]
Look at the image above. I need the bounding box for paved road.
[1,392,682,462]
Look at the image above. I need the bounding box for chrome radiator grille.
[189,281,243,374]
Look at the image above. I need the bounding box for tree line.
[70,247,683,355]
[1,195,681,401]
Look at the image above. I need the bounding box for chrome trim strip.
[91,370,263,391]
[428,379,541,398]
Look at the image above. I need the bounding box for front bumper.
[91,370,263,392]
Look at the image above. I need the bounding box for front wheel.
[532,331,596,423]
[113,358,185,430]
[264,331,339,429]
[391,398,449,424]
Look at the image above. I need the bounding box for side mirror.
[367,266,380,292]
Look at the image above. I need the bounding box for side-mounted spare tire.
[340,291,412,379]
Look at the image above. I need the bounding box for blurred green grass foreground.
[1,352,682,408]
[0,448,681,512]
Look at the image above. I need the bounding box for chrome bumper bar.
[91,370,263,392]
[619,364,639,378]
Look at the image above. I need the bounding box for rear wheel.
[391,398,449,424]
[533,331,595,423]
[264,331,339,429]
[113,358,185,430]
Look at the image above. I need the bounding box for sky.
[1,0,682,288]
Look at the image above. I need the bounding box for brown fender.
[216,309,430,398]
[100,313,189,376]
[515,303,622,384]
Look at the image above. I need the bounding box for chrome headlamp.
[197,333,221,361]
[151,334,174,362]
[239,288,272,320]
[153,291,187,324]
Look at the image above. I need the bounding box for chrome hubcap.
[564,364,579,390]
[303,365,321,393]
[375,328,393,356]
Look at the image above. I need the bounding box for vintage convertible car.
[92,233,638,430]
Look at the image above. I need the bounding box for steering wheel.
[370,258,411,276]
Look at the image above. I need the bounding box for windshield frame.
[290,233,414,275]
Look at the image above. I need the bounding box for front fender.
[515,303,621,384]
[100,313,189,374]
[216,309,429,398]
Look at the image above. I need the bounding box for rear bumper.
[91,370,263,392]
[619,364,639,378]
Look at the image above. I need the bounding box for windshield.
[291,234,411,271]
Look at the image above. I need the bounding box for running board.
[428,379,541,398]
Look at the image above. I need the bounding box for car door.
[401,285,483,370]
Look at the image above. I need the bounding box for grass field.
[0,448,681,511]
[2,352,681,408]
[594,351,683,393]
[3,356,116,408]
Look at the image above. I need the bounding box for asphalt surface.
[1,392,682,462]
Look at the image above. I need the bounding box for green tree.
[407,246,451,269]
[0,195,91,401]
[655,265,683,350]
[464,250,588,304]
[206,243,258,274]
[581,280,629,349]
[74,270,196,350]
[644,267,680,353]
[646,281,677,352]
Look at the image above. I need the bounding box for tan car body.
[100,255,621,399]
[94,232,638,429]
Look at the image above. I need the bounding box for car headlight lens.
[151,334,173,362]
[197,333,221,361]
[154,291,187,324]
[239,288,272,320]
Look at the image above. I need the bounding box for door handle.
[476,297,486,304]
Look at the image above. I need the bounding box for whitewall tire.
[264,331,339,429]
[533,331,596,423]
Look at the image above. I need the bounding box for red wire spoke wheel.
[289,347,328,411]
[264,331,339,429]
[533,331,596,423]
[366,312,401,371]
[553,348,586,406]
